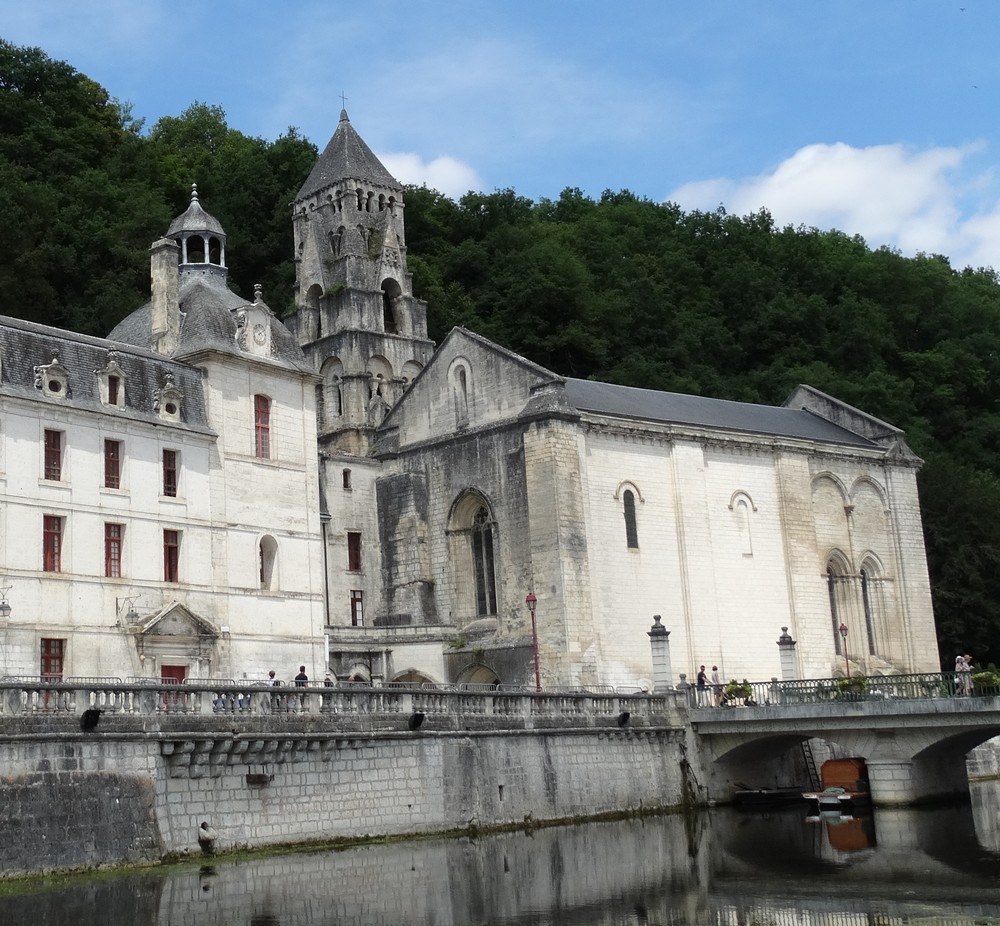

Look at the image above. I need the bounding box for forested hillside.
[3,39,999,669]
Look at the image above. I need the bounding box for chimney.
[150,237,180,355]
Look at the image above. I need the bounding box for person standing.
[294,666,309,687]
[711,665,723,706]
[956,654,973,695]
[696,665,709,707]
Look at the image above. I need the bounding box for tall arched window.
[827,565,843,655]
[623,490,639,549]
[259,535,278,590]
[472,507,497,616]
[454,366,469,429]
[860,567,878,655]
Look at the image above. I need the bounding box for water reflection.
[6,789,1000,925]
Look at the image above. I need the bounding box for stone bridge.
[685,673,1000,805]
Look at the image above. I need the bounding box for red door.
[161,664,186,708]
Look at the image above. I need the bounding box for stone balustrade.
[0,678,681,730]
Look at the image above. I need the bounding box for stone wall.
[0,684,687,878]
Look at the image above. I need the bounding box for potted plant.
[723,679,753,704]
[836,676,868,700]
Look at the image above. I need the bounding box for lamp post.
[839,622,849,677]
[0,585,11,620]
[525,591,540,691]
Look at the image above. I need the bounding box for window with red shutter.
[254,395,271,459]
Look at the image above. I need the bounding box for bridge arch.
[694,699,1000,807]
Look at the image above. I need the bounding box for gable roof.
[562,378,877,448]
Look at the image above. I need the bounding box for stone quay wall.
[0,681,689,878]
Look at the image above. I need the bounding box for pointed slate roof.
[296,109,400,201]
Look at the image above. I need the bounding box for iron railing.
[686,671,1000,710]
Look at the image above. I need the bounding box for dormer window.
[34,356,69,399]
[97,352,126,409]
[154,373,183,422]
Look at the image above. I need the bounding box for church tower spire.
[290,110,433,455]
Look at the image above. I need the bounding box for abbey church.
[0,111,940,689]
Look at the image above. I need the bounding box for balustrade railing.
[686,670,998,710]
[0,677,679,723]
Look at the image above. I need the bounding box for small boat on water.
[733,787,805,807]
[802,757,870,812]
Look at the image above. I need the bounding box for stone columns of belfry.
[777,626,799,681]
[648,615,673,691]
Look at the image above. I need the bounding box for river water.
[5,783,1000,925]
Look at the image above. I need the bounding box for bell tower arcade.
[290,109,434,456]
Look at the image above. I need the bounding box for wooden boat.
[802,757,870,812]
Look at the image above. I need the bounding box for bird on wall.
[198,821,218,855]
[80,708,104,731]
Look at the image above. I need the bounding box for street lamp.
[525,591,540,691]
[839,622,849,677]
[0,585,11,619]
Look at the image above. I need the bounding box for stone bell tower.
[290,109,434,455]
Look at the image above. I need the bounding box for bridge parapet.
[687,671,973,711]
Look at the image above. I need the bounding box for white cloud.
[379,152,483,201]
[667,142,1000,271]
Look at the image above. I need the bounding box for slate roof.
[108,276,312,374]
[167,185,226,238]
[0,315,212,432]
[563,378,876,448]
[296,109,400,202]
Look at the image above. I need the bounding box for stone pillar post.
[777,626,799,681]
[648,615,673,691]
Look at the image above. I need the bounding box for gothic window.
[254,394,271,459]
[623,490,639,549]
[259,535,278,590]
[472,507,498,616]
[356,189,364,211]
[342,468,352,490]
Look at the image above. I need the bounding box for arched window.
[381,279,401,334]
[472,507,498,616]
[827,563,844,654]
[860,566,879,655]
[453,365,469,429]
[259,535,278,590]
[623,490,639,549]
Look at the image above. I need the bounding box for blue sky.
[4,1,1000,269]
